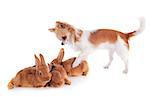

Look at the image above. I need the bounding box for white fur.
[71,30,95,67]
[72,32,129,73]
[135,17,145,35]
[104,36,129,73]
[115,36,129,73]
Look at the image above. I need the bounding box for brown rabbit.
[49,48,89,77]
[46,49,71,87]
[58,48,89,76]
[8,54,52,89]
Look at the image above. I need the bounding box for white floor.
[0,0,150,97]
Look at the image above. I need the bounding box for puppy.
[49,17,145,74]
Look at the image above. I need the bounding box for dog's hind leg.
[115,42,129,74]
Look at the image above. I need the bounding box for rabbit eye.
[38,71,42,76]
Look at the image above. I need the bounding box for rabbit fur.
[8,54,52,89]
[46,48,89,87]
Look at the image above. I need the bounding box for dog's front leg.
[72,51,89,68]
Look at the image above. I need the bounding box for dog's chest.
[74,31,93,51]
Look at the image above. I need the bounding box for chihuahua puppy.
[49,17,145,74]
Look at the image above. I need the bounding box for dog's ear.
[56,21,66,29]
[56,21,63,25]
[56,21,61,24]
[71,30,83,43]
[48,28,56,32]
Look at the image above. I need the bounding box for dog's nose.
[62,36,67,40]
[61,42,64,45]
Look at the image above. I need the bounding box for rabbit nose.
[50,65,55,72]
[51,65,55,70]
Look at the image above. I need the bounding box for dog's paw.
[122,69,128,74]
[72,63,79,68]
[104,66,109,69]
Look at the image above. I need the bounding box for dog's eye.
[62,36,67,40]
[60,24,65,28]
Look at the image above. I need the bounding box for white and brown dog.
[49,17,145,74]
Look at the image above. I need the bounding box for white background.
[0,0,150,97]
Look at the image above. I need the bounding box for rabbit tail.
[8,78,15,89]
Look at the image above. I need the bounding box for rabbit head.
[48,63,71,87]
[48,48,64,71]
[47,48,71,87]
[48,48,66,76]
[35,54,52,82]
[51,48,64,66]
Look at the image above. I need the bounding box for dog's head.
[49,21,83,45]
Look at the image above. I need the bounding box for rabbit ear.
[34,54,40,65]
[39,54,46,65]
[57,48,64,63]
[48,63,52,71]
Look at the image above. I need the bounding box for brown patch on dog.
[89,29,136,48]
[117,32,129,48]
[117,31,136,49]
[89,29,118,46]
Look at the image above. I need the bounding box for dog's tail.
[126,17,145,39]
